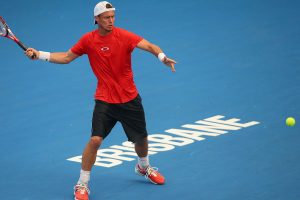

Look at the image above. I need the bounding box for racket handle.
[18,41,36,59]
[17,40,27,51]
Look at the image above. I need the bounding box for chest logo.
[101,47,110,51]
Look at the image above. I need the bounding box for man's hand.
[162,56,177,72]
[25,48,39,60]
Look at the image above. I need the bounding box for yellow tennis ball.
[286,117,296,127]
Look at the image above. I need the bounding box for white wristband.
[38,51,50,61]
[158,53,166,62]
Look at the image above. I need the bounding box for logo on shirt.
[101,47,110,51]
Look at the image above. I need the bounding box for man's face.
[95,11,115,32]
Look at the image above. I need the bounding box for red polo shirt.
[71,27,143,103]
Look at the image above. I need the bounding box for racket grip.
[18,41,36,59]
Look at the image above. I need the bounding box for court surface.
[0,0,299,199]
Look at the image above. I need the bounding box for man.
[25,1,176,200]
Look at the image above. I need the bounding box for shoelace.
[145,166,159,179]
[75,183,90,195]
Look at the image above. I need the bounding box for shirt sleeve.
[70,33,89,56]
[121,29,143,52]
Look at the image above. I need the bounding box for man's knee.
[134,136,148,146]
[89,136,103,149]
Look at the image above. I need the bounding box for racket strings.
[0,20,7,36]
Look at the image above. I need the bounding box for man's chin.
[106,26,114,31]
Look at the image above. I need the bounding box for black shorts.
[91,94,148,143]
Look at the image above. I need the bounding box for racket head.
[0,16,8,37]
[0,16,30,52]
[0,16,22,44]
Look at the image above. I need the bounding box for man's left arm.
[137,39,176,72]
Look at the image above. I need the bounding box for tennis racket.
[0,16,35,58]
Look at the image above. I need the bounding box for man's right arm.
[25,48,79,64]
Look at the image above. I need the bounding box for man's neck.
[98,27,113,36]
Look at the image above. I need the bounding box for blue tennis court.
[1,0,299,199]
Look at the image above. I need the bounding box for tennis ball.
[286,117,296,127]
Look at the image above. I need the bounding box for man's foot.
[74,183,90,200]
[135,164,165,185]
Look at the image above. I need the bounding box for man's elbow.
[63,51,77,64]
[63,53,74,64]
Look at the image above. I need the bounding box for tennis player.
[25,1,176,200]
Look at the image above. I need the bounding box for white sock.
[77,169,90,185]
[138,156,149,169]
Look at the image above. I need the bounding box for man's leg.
[81,136,103,171]
[118,95,165,185]
[74,136,103,200]
[78,136,103,185]
[134,137,148,158]
[74,100,117,200]
[135,137,150,168]
[134,137,165,185]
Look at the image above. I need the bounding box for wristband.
[38,51,50,61]
[158,53,166,62]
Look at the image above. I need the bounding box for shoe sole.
[74,191,89,200]
[74,196,89,200]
